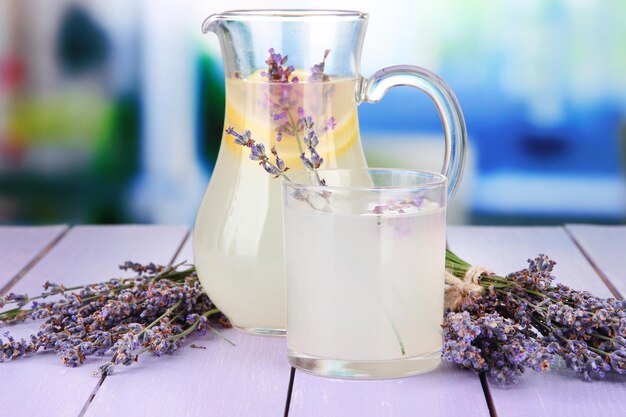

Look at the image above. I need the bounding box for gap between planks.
[0,227,69,295]
[563,227,623,300]
[284,367,296,417]
[76,229,192,417]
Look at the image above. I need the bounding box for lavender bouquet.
[0,263,230,376]
[443,251,626,384]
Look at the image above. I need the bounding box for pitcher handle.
[358,65,467,199]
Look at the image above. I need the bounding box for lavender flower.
[260,48,297,83]
[309,49,331,82]
[226,127,253,147]
[0,263,230,376]
[225,127,290,180]
[443,310,551,384]
[249,143,266,161]
[298,108,335,186]
[444,250,626,383]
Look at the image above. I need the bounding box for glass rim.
[282,168,447,192]
[208,9,369,21]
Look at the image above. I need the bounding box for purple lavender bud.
[95,361,115,376]
[327,117,336,130]
[249,143,266,160]
[262,162,280,176]
[11,294,28,308]
[276,156,285,171]
[311,134,319,148]
[225,127,248,146]
[300,153,314,170]
[310,148,323,168]
[128,323,142,333]
[234,135,247,146]
[312,63,323,74]
[186,313,200,325]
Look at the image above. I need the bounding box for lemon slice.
[221,72,359,165]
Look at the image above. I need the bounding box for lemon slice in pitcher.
[222,71,360,166]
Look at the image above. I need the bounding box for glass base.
[234,325,286,336]
[288,349,441,379]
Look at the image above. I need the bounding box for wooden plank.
[0,225,67,291]
[0,225,189,417]
[447,226,626,417]
[565,224,626,298]
[84,328,291,417]
[83,238,293,417]
[290,362,490,417]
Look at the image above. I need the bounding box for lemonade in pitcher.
[194,55,367,333]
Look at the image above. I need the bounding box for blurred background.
[0,0,624,225]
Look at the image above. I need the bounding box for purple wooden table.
[0,225,624,417]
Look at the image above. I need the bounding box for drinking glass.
[283,168,447,379]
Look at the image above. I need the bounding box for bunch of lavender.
[443,249,626,383]
[0,263,230,376]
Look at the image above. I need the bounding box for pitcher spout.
[201,14,221,34]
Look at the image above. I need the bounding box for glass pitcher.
[195,9,466,335]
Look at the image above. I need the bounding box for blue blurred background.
[0,0,624,225]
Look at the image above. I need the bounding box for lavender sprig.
[0,263,231,376]
[443,250,626,383]
[225,127,290,180]
[297,107,336,186]
[309,49,331,82]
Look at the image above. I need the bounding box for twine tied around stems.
[444,266,493,311]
